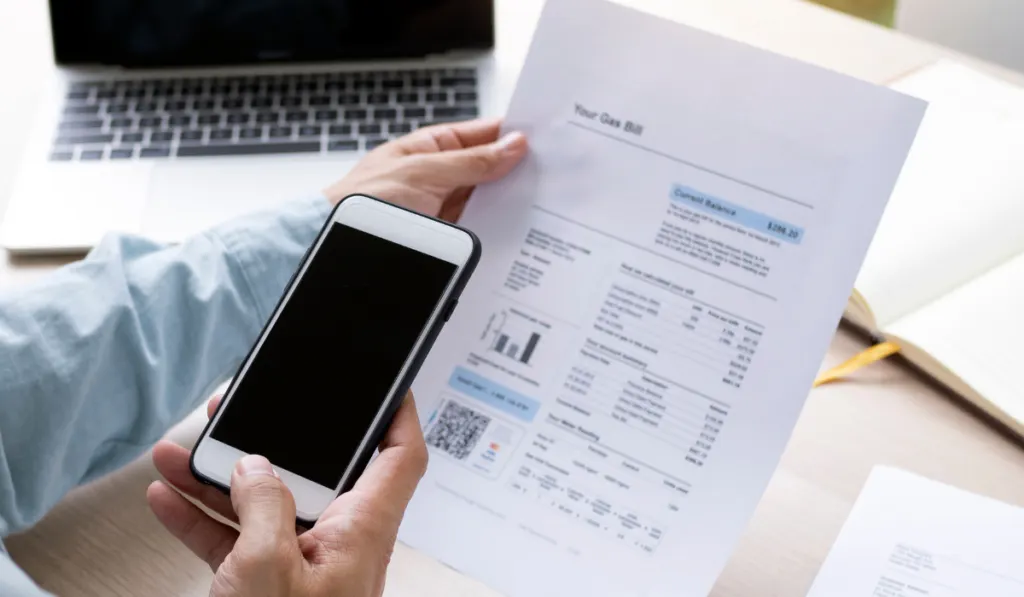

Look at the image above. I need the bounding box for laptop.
[2,0,498,253]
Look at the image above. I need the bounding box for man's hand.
[324,118,528,221]
[147,393,427,597]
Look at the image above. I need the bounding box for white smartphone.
[190,194,480,524]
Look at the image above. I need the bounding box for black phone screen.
[211,222,457,488]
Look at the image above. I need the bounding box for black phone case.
[189,193,482,527]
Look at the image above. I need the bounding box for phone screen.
[211,222,458,488]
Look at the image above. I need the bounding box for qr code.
[425,401,491,460]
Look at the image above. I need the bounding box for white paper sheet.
[807,468,1024,597]
[402,0,925,595]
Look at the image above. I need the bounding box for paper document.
[402,0,925,595]
[807,468,1024,597]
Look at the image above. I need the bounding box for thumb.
[230,455,299,552]
[421,130,528,187]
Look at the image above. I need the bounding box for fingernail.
[496,131,526,154]
[237,455,278,477]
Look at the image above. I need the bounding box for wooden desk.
[4,1,1024,596]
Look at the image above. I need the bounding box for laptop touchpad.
[141,158,355,243]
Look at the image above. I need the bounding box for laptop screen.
[50,0,494,67]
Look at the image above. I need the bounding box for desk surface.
[4,1,1024,596]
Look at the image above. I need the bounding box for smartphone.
[190,194,480,524]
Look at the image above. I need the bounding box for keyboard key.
[336,93,361,106]
[251,96,274,108]
[80,149,105,160]
[453,67,476,76]
[110,117,134,128]
[222,98,244,109]
[281,96,302,107]
[353,80,376,90]
[178,142,321,157]
[239,82,260,93]
[135,101,158,113]
[120,132,144,143]
[299,125,322,137]
[426,91,448,103]
[197,114,221,125]
[140,146,171,158]
[309,96,330,107]
[139,116,163,128]
[411,77,432,88]
[210,83,231,94]
[344,109,368,121]
[110,148,134,159]
[297,81,318,92]
[315,109,339,122]
[150,131,174,143]
[55,132,114,145]
[168,114,192,126]
[193,99,215,110]
[285,111,308,123]
[403,107,426,119]
[181,82,204,94]
[328,124,352,136]
[367,92,389,105]
[265,82,288,93]
[358,123,381,135]
[124,88,146,98]
[67,90,90,101]
[59,119,104,130]
[455,91,478,102]
[239,127,262,139]
[106,104,129,114]
[328,139,359,152]
[373,108,398,121]
[389,122,412,135]
[180,129,204,142]
[440,76,476,87]
[382,79,404,90]
[325,80,346,91]
[227,112,250,124]
[396,92,419,104]
[96,89,117,99]
[433,106,478,120]
[164,99,187,112]
[209,128,233,141]
[365,137,389,150]
[50,150,74,161]
[64,105,99,115]
[256,111,279,124]
[269,126,292,138]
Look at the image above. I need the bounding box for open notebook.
[817,62,1024,437]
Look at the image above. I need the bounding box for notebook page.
[889,252,1024,426]
[806,467,1024,597]
[855,62,1024,328]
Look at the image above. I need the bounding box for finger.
[230,455,301,557]
[414,130,528,188]
[147,481,238,570]
[152,440,237,522]
[320,393,428,531]
[207,394,223,419]
[396,118,503,153]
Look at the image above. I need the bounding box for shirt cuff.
[214,196,333,326]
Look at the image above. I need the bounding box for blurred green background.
[808,0,896,26]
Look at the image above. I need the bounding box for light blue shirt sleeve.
[0,196,332,596]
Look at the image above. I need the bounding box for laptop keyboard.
[52,68,479,161]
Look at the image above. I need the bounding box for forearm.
[0,196,331,537]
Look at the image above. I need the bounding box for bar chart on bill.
[482,307,549,366]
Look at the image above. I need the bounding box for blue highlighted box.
[670,184,804,244]
[448,366,540,422]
